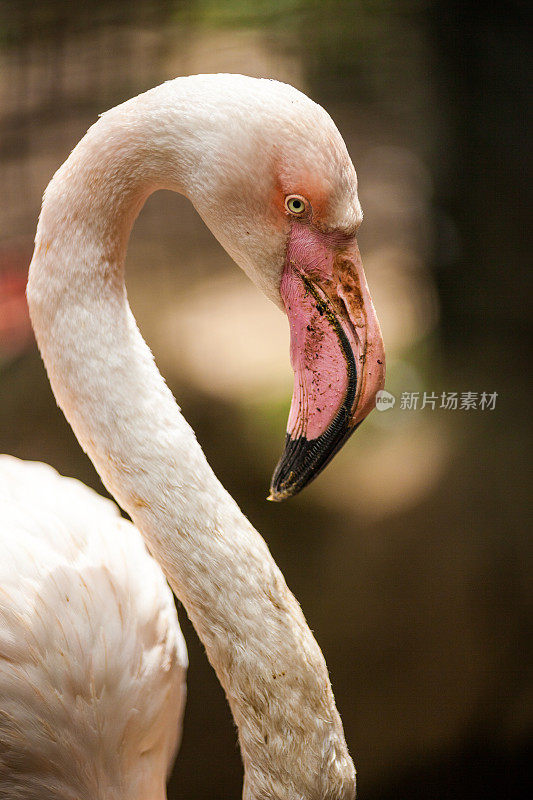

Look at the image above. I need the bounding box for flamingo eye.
[285,195,308,215]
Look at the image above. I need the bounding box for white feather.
[0,456,187,800]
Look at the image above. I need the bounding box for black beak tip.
[268,421,361,502]
[267,478,300,503]
[267,490,291,503]
[268,434,317,502]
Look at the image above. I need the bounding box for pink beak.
[269,223,385,501]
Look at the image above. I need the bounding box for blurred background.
[0,1,530,797]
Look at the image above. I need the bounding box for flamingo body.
[0,456,187,800]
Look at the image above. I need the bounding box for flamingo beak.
[268,223,385,501]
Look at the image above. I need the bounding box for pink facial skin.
[281,222,385,442]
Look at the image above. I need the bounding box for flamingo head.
[181,75,385,501]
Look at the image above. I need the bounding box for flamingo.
[1,74,385,799]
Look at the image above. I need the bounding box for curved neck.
[27,85,355,798]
